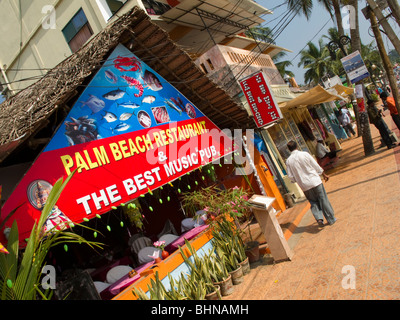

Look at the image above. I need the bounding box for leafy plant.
[0,171,103,300]
[178,240,216,294]
[122,199,144,230]
[206,251,229,282]
[181,185,251,221]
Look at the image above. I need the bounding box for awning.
[328,84,355,98]
[279,85,348,109]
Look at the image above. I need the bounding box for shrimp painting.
[121,75,144,97]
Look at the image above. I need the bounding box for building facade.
[0,0,276,96]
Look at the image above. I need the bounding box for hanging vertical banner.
[0,44,237,243]
[341,50,370,84]
[239,71,282,128]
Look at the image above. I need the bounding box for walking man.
[286,140,336,226]
[338,108,356,138]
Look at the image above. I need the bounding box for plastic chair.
[93,281,110,294]
[159,234,179,246]
[157,219,178,238]
[130,236,152,256]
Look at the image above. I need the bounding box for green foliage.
[211,219,246,272]
[181,185,251,220]
[0,171,103,300]
[133,218,249,300]
[121,199,144,230]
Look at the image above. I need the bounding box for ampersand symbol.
[158,151,167,162]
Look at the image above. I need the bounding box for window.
[142,0,171,15]
[62,9,93,53]
[200,63,208,74]
[96,0,127,21]
[206,59,214,70]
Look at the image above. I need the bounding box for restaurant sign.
[0,44,237,243]
[239,71,282,128]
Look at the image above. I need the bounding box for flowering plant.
[181,185,251,221]
[153,240,166,251]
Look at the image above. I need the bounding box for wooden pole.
[368,6,400,115]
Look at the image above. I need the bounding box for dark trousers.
[343,123,355,137]
[323,151,338,159]
[303,184,336,225]
[391,114,400,131]
[375,119,393,148]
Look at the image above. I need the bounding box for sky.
[256,0,399,85]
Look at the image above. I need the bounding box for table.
[107,261,155,296]
[165,224,209,253]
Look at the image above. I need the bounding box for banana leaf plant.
[0,171,103,300]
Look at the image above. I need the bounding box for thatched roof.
[0,6,255,165]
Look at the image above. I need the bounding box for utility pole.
[367,6,400,115]
[366,0,400,55]
[386,0,400,27]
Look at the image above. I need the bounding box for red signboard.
[239,71,282,128]
[0,44,237,244]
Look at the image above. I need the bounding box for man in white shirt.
[286,140,336,226]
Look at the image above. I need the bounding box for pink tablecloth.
[107,260,155,296]
[165,224,209,253]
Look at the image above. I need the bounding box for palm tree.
[245,26,275,44]
[286,0,375,154]
[285,0,344,36]
[297,39,333,85]
[347,0,375,155]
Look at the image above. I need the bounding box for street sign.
[239,71,282,128]
[341,51,370,84]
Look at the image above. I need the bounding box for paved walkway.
[225,109,400,300]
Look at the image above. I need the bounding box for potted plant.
[153,240,169,260]
[0,171,103,300]
[207,253,234,296]
[178,240,221,299]
[181,185,251,223]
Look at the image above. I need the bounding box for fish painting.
[170,97,185,112]
[142,70,163,91]
[119,112,134,121]
[103,89,126,100]
[113,123,130,133]
[164,99,182,115]
[102,111,118,123]
[142,95,156,104]
[80,94,106,114]
[104,70,118,83]
[118,101,141,109]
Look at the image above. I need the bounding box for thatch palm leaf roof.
[0,7,254,164]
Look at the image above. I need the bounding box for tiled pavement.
[225,109,400,300]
